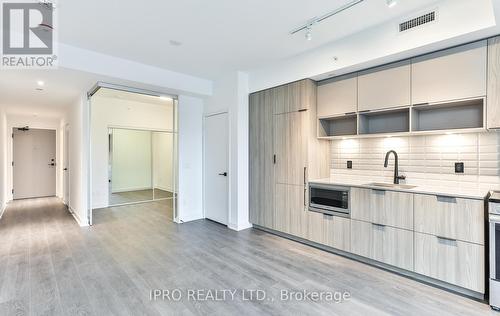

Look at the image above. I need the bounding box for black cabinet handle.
[218,172,228,177]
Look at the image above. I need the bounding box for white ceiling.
[0,68,97,117]
[0,68,179,117]
[58,0,441,79]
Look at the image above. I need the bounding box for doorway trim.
[86,82,179,226]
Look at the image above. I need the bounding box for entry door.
[204,113,229,225]
[13,128,57,199]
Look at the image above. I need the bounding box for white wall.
[204,71,251,231]
[178,95,203,222]
[90,95,173,208]
[152,132,174,192]
[59,44,213,97]
[111,129,152,192]
[62,95,89,226]
[0,108,7,218]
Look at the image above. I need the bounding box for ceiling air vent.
[399,11,436,32]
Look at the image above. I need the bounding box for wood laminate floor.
[0,197,494,316]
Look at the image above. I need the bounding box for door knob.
[218,172,228,177]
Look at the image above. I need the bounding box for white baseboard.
[228,221,253,231]
[154,185,173,192]
[68,206,89,227]
[0,203,6,220]
[111,186,152,193]
[179,213,204,223]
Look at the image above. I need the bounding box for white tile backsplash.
[330,131,500,192]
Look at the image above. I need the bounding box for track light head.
[386,0,397,8]
[305,27,312,41]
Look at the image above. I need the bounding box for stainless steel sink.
[365,182,417,189]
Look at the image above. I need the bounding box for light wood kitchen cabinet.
[249,90,275,229]
[488,36,500,129]
[275,184,308,238]
[324,215,350,251]
[414,194,484,245]
[414,232,485,293]
[411,40,487,105]
[250,79,329,239]
[273,80,311,115]
[351,188,413,230]
[274,111,308,186]
[317,74,357,118]
[307,212,350,251]
[351,220,413,271]
[358,61,411,111]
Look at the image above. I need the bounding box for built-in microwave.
[308,183,350,217]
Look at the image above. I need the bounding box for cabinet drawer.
[351,188,413,229]
[414,232,485,293]
[351,220,413,271]
[414,194,484,245]
[307,212,350,252]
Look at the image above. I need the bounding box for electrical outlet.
[347,161,353,169]
[455,162,464,173]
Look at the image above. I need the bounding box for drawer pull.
[436,196,457,203]
[436,235,457,242]
[372,223,386,228]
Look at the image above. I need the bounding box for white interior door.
[63,125,70,205]
[13,128,57,199]
[204,113,229,225]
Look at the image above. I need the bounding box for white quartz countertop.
[309,178,488,200]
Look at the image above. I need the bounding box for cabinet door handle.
[436,195,457,203]
[273,154,276,164]
[303,167,307,185]
[303,167,307,207]
[436,236,457,242]
[371,223,386,227]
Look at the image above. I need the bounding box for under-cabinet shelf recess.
[318,114,357,137]
[359,108,410,135]
[411,98,485,132]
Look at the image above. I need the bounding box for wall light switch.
[347,161,353,169]
[455,162,464,173]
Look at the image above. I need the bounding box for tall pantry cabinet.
[249,79,330,238]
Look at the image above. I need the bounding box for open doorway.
[89,84,178,224]
[12,127,57,200]
[107,128,175,207]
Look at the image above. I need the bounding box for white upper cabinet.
[358,61,411,111]
[317,74,357,118]
[411,41,487,105]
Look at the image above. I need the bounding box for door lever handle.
[218,172,228,177]
[48,163,56,166]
